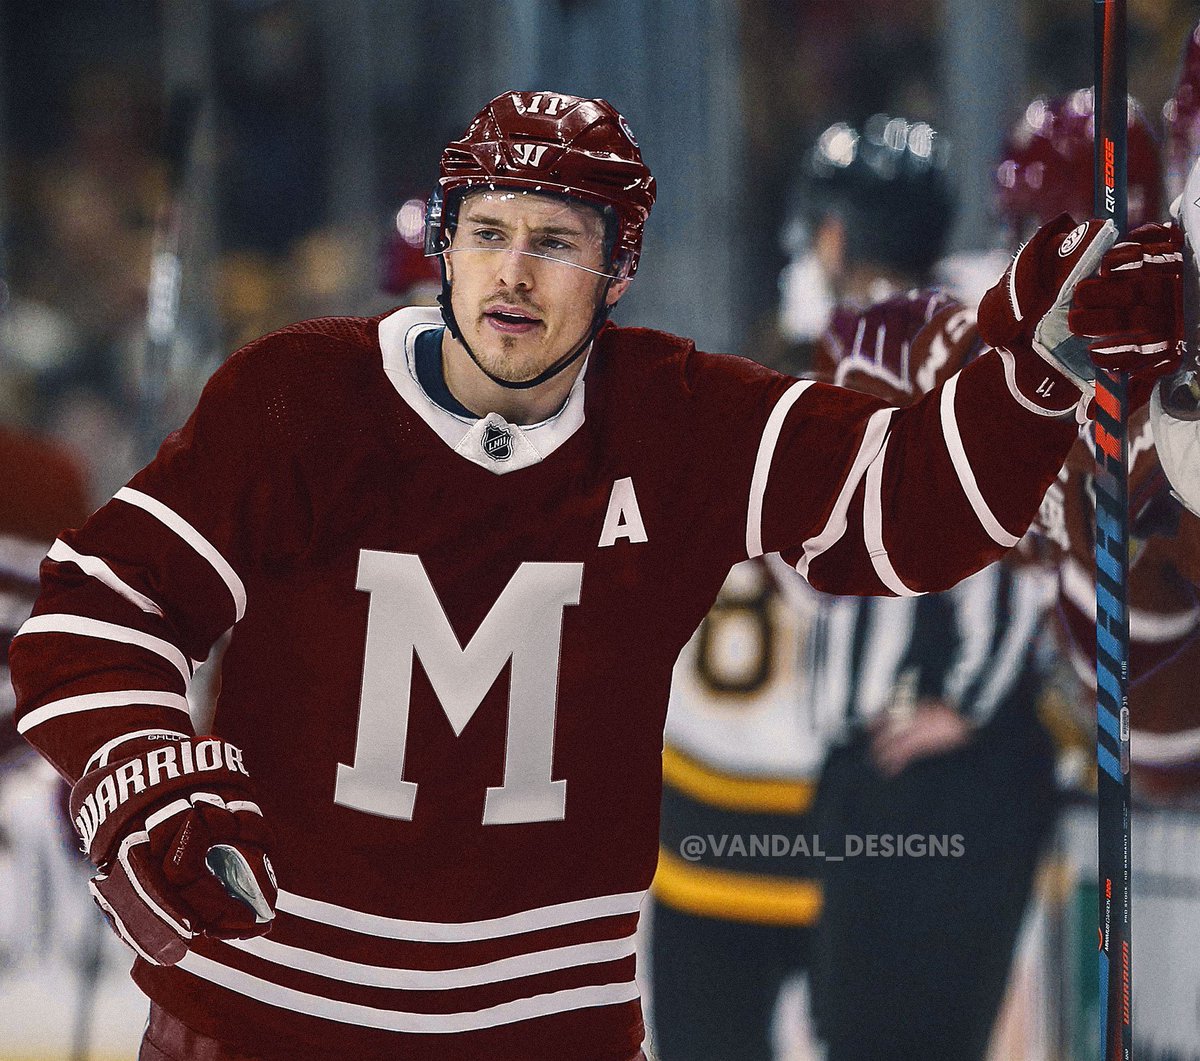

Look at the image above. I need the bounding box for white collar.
[376,307,589,475]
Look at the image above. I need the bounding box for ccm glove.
[70,734,277,966]
[979,214,1185,417]
[978,214,1118,416]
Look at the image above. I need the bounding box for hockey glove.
[978,214,1184,417]
[70,734,277,967]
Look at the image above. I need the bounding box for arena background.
[1,1,1199,1059]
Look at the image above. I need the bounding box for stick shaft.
[1093,2,1132,1058]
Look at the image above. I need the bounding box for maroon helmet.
[994,88,1163,235]
[1164,20,1200,203]
[427,90,657,276]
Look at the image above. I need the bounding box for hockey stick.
[137,89,201,464]
[1092,1,1133,1058]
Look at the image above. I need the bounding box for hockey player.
[7,91,1186,1061]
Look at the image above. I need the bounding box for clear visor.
[428,188,632,281]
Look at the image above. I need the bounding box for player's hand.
[979,214,1185,417]
[869,700,973,777]
[70,734,277,966]
[1072,222,1185,397]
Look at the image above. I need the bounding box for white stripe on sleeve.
[17,689,191,734]
[794,407,895,579]
[115,488,247,622]
[940,374,1021,548]
[47,540,165,617]
[746,381,814,558]
[863,437,923,597]
[16,614,192,688]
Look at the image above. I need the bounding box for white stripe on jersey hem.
[794,407,895,580]
[745,380,815,558]
[275,888,645,943]
[84,728,191,773]
[1131,726,1200,767]
[863,438,923,597]
[114,488,247,622]
[223,932,638,992]
[177,952,640,1034]
[47,539,165,617]
[1061,556,1200,642]
[17,689,190,734]
[939,374,1021,548]
[16,614,192,688]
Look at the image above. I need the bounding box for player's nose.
[493,246,535,290]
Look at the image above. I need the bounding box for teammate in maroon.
[7,91,1187,1060]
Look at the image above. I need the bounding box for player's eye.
[540,237,572,252]
[471,228,505,243]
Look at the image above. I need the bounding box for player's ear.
[605,278,631,307]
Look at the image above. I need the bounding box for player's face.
[444,191,628,385]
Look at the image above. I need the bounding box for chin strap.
[436,261,616,391]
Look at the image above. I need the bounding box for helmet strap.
[435,258,615,392]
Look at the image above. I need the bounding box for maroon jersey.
[10,306,1076,1059]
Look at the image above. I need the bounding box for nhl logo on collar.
[482,422,513,461]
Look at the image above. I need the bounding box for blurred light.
[882,117,908,151]
[817,123,858,168]
[908,122,934,160]
[395,199,426,246]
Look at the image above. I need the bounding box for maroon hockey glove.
[979,214,1185,417]
[70,734,277,966]
[1071,222,1185,394]
[978,214,1118,416]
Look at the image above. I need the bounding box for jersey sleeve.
[684,336,1079,598]
[8,337,310,782]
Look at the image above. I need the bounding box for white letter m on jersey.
[335,551,582,824]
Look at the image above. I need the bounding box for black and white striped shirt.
[807,561,1055,739]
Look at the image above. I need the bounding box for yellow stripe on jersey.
[661,744,816,814]
[652,847,822,927]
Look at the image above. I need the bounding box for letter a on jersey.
[598,477,648,547]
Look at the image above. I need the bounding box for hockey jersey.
[10,305,1078,1059]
